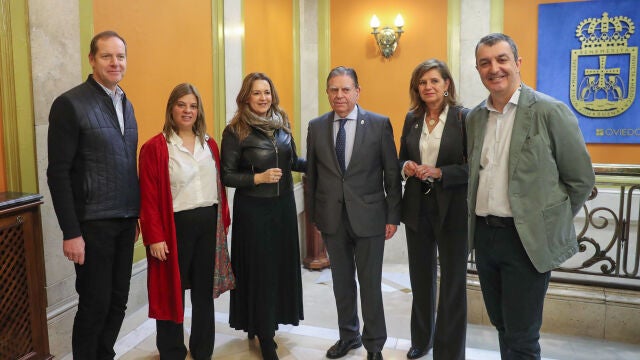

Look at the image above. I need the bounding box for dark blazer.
[306,106,402,237]
[399,106,469,231]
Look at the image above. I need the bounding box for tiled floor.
[70,264,640,360]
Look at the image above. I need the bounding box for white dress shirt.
[96,81,125,134]
[167,132,218,213]
[475,88,521,217]
[333,105,360,169]
[419,105,448,168]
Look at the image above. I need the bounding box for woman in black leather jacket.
[221,72,305,360]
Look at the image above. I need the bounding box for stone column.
[459,0,491,107]
[28,0,83,356]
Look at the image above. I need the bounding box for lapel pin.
[414,123,419,129]
[361,119,364,125]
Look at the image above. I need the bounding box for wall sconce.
[370,14,404,58]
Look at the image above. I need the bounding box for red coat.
[139,133,232,322]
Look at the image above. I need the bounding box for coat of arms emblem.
[570,12,637,117]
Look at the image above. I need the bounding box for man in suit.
[466,33,595,359]
[306,66,402,360]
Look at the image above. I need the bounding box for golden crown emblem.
[576,12,635,49]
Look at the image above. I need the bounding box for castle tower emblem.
[570,12,637,117]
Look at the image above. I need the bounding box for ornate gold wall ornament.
[570,12,637,117]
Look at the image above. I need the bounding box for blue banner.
[538,0,639,143]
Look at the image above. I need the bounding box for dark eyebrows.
[477,52,512,64]
[177,100,197,106]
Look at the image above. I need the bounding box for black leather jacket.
[221,126,306,197]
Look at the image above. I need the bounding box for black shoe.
[326,336,362,359]
[367,351,383,360]
[250,333,277,348]
[406,346,428,359]
[259,347,278,360]
[258,336,279,360]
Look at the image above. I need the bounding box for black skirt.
[229,191,304,337]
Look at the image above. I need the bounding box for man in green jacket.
[466,33,595,359]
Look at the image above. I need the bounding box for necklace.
[428,118,436,126]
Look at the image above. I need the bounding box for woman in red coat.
[139,83,233,359]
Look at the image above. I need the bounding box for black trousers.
[157,205,217,360]
[474,218,551,360]
[73,218,137,360]
[323,214,386,352]
[406,195,467,360]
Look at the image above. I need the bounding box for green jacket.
[467,84,595,273]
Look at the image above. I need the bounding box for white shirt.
[475,88,521,217]
[419,105,448,167]
[401,106,448,179]
[167,132,218,213]
[332,105,359,169]
[96,81,125,134]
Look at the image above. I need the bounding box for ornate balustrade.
[469,163,640,291]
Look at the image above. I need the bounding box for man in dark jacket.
[305,66,402,360]
[47,30,140,360]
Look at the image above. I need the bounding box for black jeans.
[474,219,550,360]
[156,205,217,360]
[73,218,137,360]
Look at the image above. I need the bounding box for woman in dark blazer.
[399,59,469,360]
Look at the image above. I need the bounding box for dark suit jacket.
[399,106,469,231]
[306,106,402,237]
